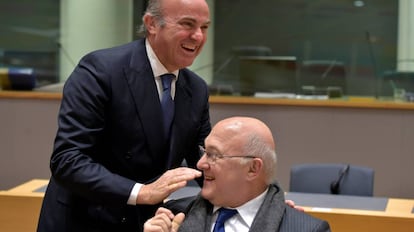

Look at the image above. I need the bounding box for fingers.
[144,210,174,232]
[171,213,185,232]
[143,208,185,232]
[155,207,175,219]
[285,199,295,208]
[294,205,305,212]
[168,167,202,182]
[163,167,202,191]
[138,167,202,205]
[285,199,305,212]
[162,167,202,188]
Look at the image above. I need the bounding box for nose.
[197,153,209,170]
[191,27,204,41]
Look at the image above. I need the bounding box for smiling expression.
[197,120,252,207]
[145,0,210,72]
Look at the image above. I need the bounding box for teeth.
[182,44,196,51]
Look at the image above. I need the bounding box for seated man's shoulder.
[281,207,331,232]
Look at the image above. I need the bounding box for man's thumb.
[171,213,185,232]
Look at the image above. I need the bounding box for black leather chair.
[289,163,374,196]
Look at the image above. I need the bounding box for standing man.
[144,117,331,232]
[37,0,211,231]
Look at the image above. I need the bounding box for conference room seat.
[0,67,37,90]
[299,60,347,96]
[377,70,414,98]
[289,163,374,196]
[211,45,273,96]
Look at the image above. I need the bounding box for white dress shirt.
[211,188,269,232]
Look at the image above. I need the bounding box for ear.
[247,158,263,180]
[143,14,157,34]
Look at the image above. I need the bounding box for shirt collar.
[145,39,179,78]
[213,187,269,227]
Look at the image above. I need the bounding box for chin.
[181,61,195,69]
[200,188,213,200]
[177,56,196,67]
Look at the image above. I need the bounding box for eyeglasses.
[198,146,256,164]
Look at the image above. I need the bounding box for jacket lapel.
[123,40,167,163]
[249,184,286,232]
[179,195,213,232]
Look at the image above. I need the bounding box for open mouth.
[204,175,215,181]
[182,43,197,52]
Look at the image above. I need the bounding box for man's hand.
[285,199,305,212]
[144,207,185,232]
[137,167,201,205]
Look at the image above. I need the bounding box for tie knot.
[216,208,238,224]
[161,74,175,90]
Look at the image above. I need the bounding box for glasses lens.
[198,146,205,156]
[199,146,216,163]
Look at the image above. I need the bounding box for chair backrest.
[299,60,347,95]
[378,71,414,97]
[289,163,374,196]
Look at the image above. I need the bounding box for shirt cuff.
[127,183,142,205]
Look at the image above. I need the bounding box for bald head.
[206,117,277,184]
[212,117,275,150]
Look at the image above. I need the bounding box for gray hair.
[137,0,166,37]
[242,134,278,185]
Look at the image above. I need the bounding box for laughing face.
[196,121,252,208]
[197,117,275,208]
[145,0,210,71]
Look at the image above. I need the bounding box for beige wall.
[209,102,414,198]
[1,97,414,199]
[0,98,59,188]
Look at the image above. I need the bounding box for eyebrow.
[204,145,219,153]
[179,16,211,25]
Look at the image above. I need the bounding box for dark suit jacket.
[37,38,211,232]
[171,184,331,232]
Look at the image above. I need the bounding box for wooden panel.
[2,91,414,110]
[0,179,47,232]
[2,179,414,232]
[0,194,43,232]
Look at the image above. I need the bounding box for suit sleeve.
[50,53,135,206]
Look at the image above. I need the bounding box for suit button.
[125,152,132,160]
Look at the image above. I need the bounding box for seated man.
[144,116,331,232]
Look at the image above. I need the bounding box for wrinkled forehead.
[162,0,210,21]
[205,123,245,151]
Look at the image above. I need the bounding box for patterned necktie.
[160,74,175,138]
[213,208,238,232]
